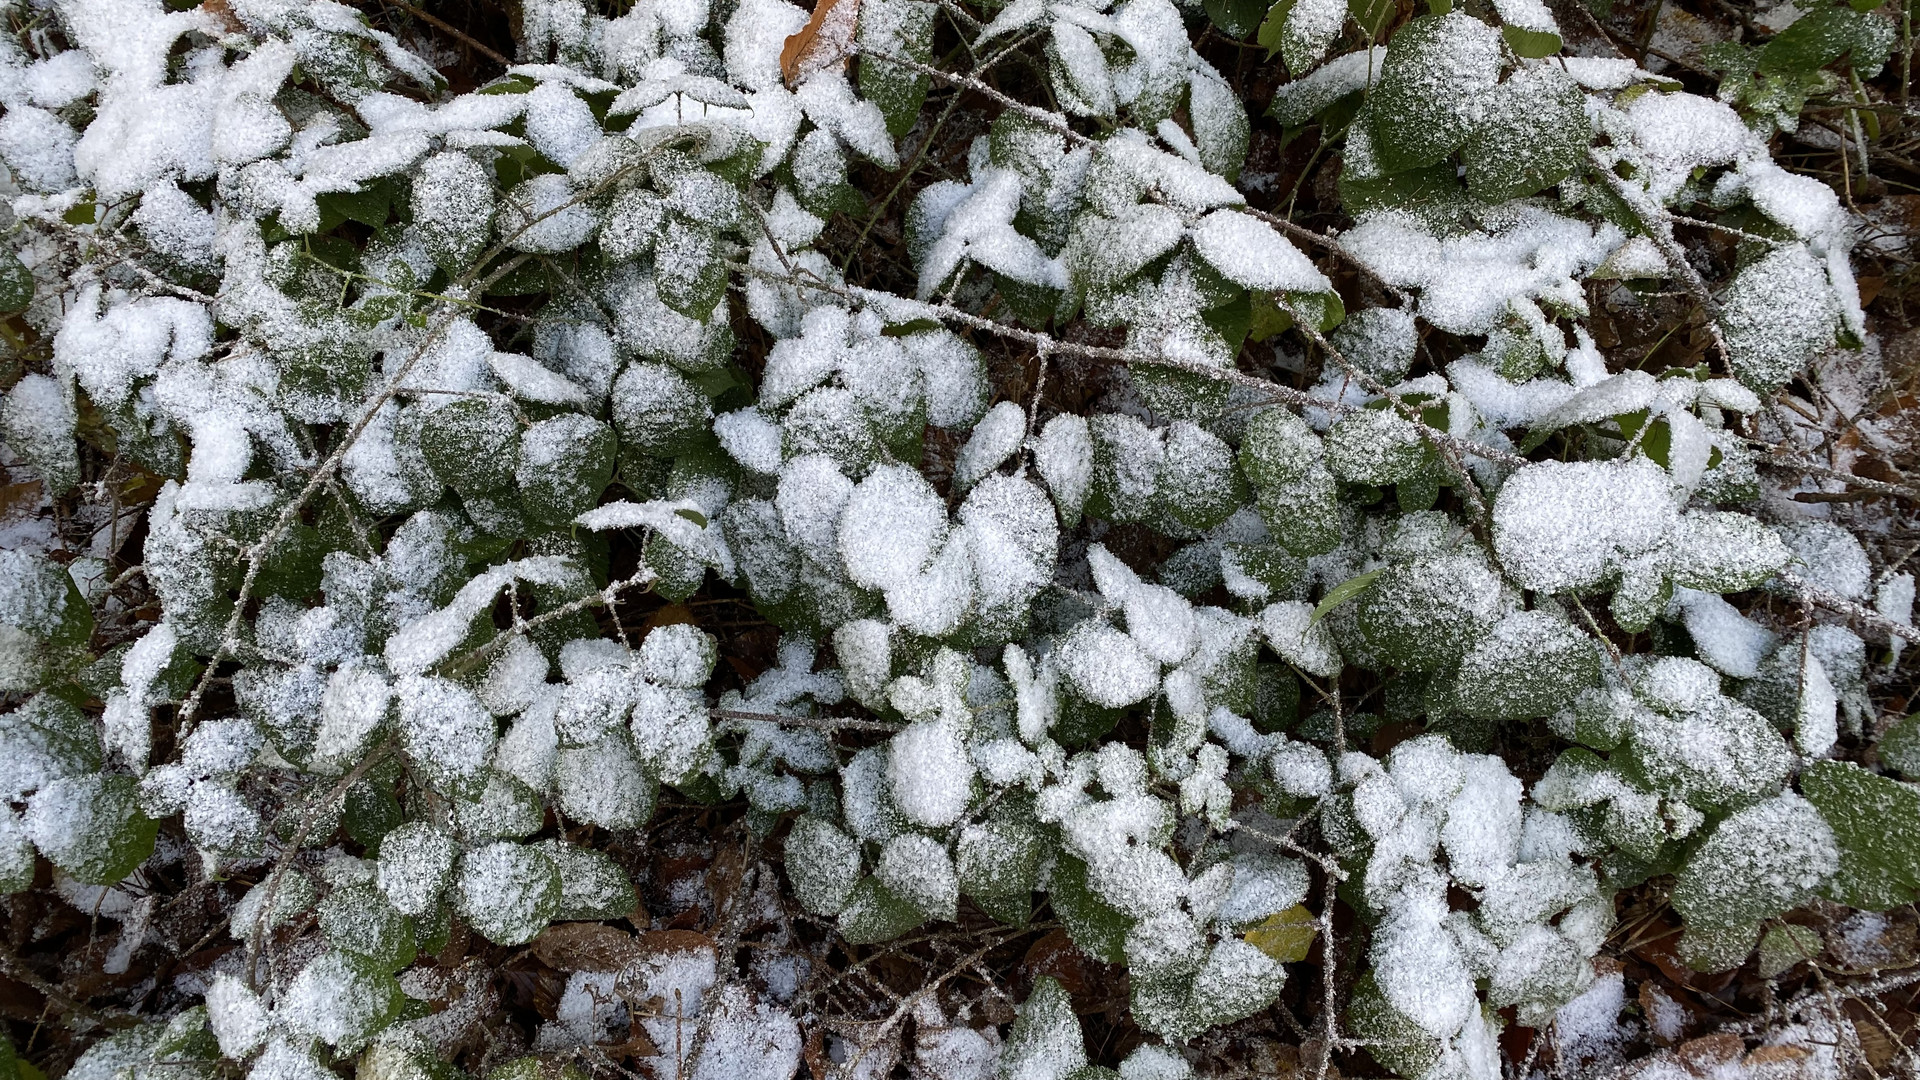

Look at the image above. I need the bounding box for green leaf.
[1801,760,1920,910]
[1275,0,1346,72]
[1759,6,1897,76]
[786,815,863,916]
[316,179,395,232]
[1256,0,1299,57]
[653,216,727,321]
[420,397,520,496]
[1002,979,1089,1080]
[1285,289,1345,333]
[256,523,328,600]
[1463,64,1589,201]
[837,876,926,944]
[477,74,538,94]
[25,775,158,885]
[1756,924,1823,978]
[1208,0,1270,38]
[1203,293,1254,359]
[1500,23,1563,57]
[0,1032,20,1080]
[1348,974,1443,1080]
[856,0,936,137]
[1310,568,1386,625]
[1338,159,1466,217]
[881,317,945,336]
[1049,853,1132,963]
[958,799,1048,901]
[484,258,552,297]
[320,885,417,972]
[541,840,641,921]
[1248,292,1294,342]
[1349,0,1395,37]
[0,249,33,314]
[345,779,404,853]
[517,414,615,527]
[673,507,709,528]
[1396,467,1440,512]
[1451,610,1600,721]
[1677,920,1762,972]
[1672,793,1835,934]
[456,842,562,946]
[1367,13,1504,173]
[1879,712,1920,777]
[62,202,95,226]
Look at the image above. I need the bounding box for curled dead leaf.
[1676,1033,1744,1076]
[201,0,244,32]
[780,0,862,88]
[531,922,641,973]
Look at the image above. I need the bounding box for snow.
[206,975,270,1059]
[1779,520,1872,600]
[456,841,561,945]
[1000,978,1087,1080]
[1269,47,1387,127]
[1259,600,1343,678]
[641,624,719,689]
[715,408,786,475]
[887,716,975,828]
[523,81,600,167]
[795,72,899,169]
[1057,621,1160,708]
[1448,360,1576,429]
[839,464,948,591]
[503,173,598,253]
[954,401,1028,493]
[1717,246,1842,392]
[395,675,498,798]
[1879,573,1915,664]
[556,732,655,828]
[1669,589,1775,678]
[918,168,1067,298]
[1344,208,1620,337]
[1191,210,1331,294]
[691,985,803,1080]
[378,822,457,917]
[1278,0,1349,72]
[1373,892,1478,1039]
[877,832,959,919]
[279,950,397,1049]
[1492,459,1679,594]
[1624,91,1760,201]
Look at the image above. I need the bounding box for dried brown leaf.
[780,0,861,88]
[531,923,641,973]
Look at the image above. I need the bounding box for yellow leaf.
[1245,905,1318,963]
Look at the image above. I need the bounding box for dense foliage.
[0,0,1917,1077]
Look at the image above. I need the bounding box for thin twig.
[380,0,512,66]
[732,260,1529,470]
[175,142,672,735]
[711,708,906,733]
[1587,147,1733,363]
[243,740,395,993]
[1776,569,1920,646]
